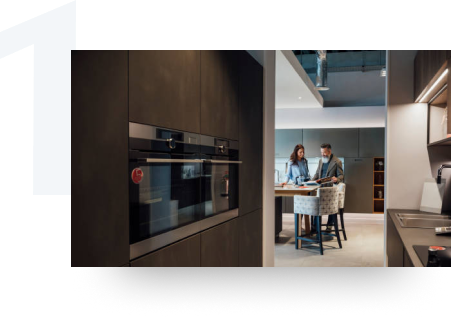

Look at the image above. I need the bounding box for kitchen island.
[387,209,451,267]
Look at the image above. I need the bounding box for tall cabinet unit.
[238,51,263,266]
[72,51,129,267]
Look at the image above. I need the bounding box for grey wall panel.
[359,128,385,158]
[238,209,263,267]
[130,235,201,267]
[303,128,358,158]
[275,129,303,158]
[343,158,373,213]
[201,219,239,267]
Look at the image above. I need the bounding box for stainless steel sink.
[396,213,451,228]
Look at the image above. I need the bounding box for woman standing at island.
[280,144,310,186]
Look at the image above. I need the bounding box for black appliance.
[129,123,240,260]
[413,245,451,267]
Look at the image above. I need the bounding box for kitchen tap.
[437,164,451,184]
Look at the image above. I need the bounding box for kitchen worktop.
[388,209,451,267]
[274,184,320,197]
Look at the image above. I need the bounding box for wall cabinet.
[343,158,373,213]
[201,51,240,140]
[201,219,239,267]
[303,128,359,158]
[129,50,201,133]
[414,50,448,101]
[275,129,303,158]
[238,209,263,267]
[72,50,129,267]
[358,128,385,158]
[130,235,200,267]
[239,51,263,216]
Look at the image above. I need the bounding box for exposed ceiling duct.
[315,50,329,91]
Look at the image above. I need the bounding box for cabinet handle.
[144,158,203,163]
[202,160,242,164]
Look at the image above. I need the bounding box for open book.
[315,176,332,184]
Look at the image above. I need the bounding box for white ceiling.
[276,106,385,129]
[276,50,323,109]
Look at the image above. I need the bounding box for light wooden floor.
[275,213,384,267]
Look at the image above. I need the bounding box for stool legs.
[333,214,342,249]
[294,214,299,250]
[339,208,347,241]
[317,216,323,255]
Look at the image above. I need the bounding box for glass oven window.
[201,158,238,218]
[129,155,201,244]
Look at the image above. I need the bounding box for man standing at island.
[311,143,344,232]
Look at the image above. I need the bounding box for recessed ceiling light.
[298,97,302,100]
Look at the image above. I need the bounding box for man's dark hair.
[320,143,331,149]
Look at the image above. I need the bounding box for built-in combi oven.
[129,123,240,260]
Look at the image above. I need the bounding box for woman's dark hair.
[289,144,306,165]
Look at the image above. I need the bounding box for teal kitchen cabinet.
[275,129,303,158]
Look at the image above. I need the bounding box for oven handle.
[143,158,203,163]
[202,160,242,164]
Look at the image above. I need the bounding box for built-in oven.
[200,135,240,223]
[129,123,202,259]
[129,123,240,260]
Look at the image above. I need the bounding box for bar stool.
[293,187,341,255]
[321,183,347,240]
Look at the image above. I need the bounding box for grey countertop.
[388,209,451,267]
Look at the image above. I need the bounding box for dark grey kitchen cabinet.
[238,209,262,267]
[201,50,240,140]
[343,158,373,213]
[130,234,200,267]
[387,213,403,267]
[358,128,385,158]
[239,51,263,216]
[129,50,201,133]
[403,249,414,267]
[72,50,129,267]
[275,129,303,158]
[303,128,359,158]
[201,219,239,267]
